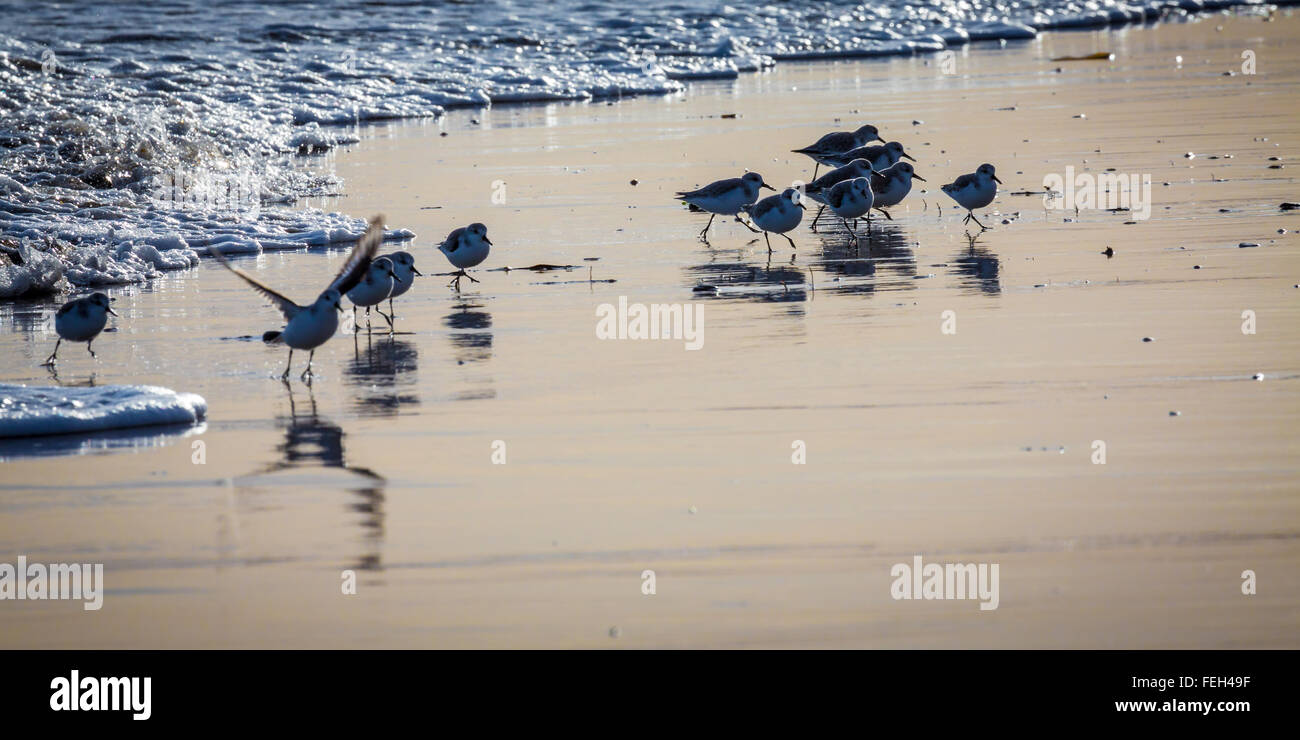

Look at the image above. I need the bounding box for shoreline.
[2,4,1297,301]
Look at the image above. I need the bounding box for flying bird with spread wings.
[211,215,385,380]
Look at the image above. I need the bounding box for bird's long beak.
[106,307,119,317]
[412,267,423,276]
[874,135,885,143]
[483,237,493,246]
[798,202,807,210]
[993,175,1003,184]
[335,302,343,312]
[761,183,775,191]
[912,173,927,182]
[389,270,402,283]
[902,152,917,162]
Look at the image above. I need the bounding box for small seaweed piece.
[1051,52,1114,61]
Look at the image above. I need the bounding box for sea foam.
[0,383,207,438]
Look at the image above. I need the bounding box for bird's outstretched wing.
[210,246,303,321]
[328,215,385,295]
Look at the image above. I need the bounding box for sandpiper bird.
[212,215,384,380]
[744,187,806,252]
[869,162,925,220]
[823,177,876,239]
[437,222,492,290]
[383,251,421,319]
[41,292,117,366]
[941,163,1002,230]
[675,171,775,240]
[791,124,883,179]
[804,158,873,231]
[824,141,914,171]
[346,256,402,332]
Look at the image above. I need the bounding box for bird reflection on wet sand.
[949,232,1002,295]
[240,383,387,572]
[686,222,920,301]
[445,300,493,363]
[265,385,378,476]
[687,261,810,302]
[345,331,421,416]
[43,364,96,387]
[444,300,496,401]
[347,486,385,573]
[806,221,917,295]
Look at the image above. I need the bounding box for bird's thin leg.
[282,349,293,380]
[300,350,314,380]
[376,305,395,331]
[969,211,988,230]
[783,233,797,250]
[764,232,773,253]
[810,205,826,233]
[352,305,360,333]
[842,219,857,241]
[699,213,715,240]
[463,271,480,283]
[876,208,893,221]
[736,215,761,233]
[812,163,820,180]
[87,340,96,359]
[42,338,61,366]
[388,298,395,321]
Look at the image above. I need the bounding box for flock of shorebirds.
[677,123,1001,248]
[37,122,1000,381]
[40,217,490,379]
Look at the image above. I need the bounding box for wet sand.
[1,11,1298,648]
